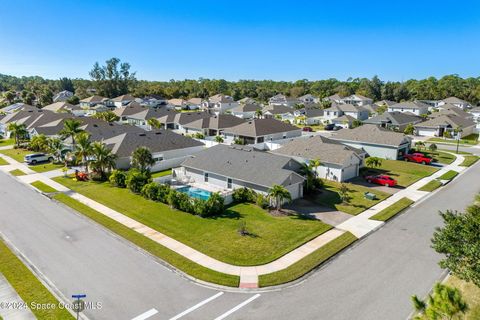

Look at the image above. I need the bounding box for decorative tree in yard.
[365,157,383,169]
[404,123,415,135]
[338,183,351,204]
[309,158,322,178]
[7,123,28,147]
[214,135,224,143]
[75,132,93,173]
[415,141,426,151]
[147,118,162,129]
[267,185,292,211]
[428,143,437,152]
[90,142,117,180]
[411,283,468,320]
[131,146,155,174]
[60,119,83,149]
[47,137,64,163]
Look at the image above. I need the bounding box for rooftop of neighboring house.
[433,104,471,118]
[181,144,305,188]
[374,100,397,107]
[167,99,186,106]
[237,97,257,105]
[53,90,73,101]
[224,118,300,137]
[1,103,36,113]
[0,108,68,129]
[231,103,262,113]
[208,94,234,104]
[42,101,76,113]
[414,114,475,129]
[443,96,470,105]
[102,129,204,158]
[269,94,298,103]
[363,111,422,126]
[388,101,430,110]
[262,104,295,115]
[332,114,356,123]
[298,94,317,101]
[330,124,411,147]
[469,107,480,113]
[272,135,364,166]
[361,104,380,114]
[187,98,203,105]
[113,102,146,117]
[341,94,373,102]
[71,118,146,142]
[325,94,343,101]
[80,95,108,103]
[325,103,367,113]
[183,114,245,130]
[111,94,135,102]
[303,107,324,118]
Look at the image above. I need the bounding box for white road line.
[213,294,261,320]
[131,308,159,320]
[168,292,224,320]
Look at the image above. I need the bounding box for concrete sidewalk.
[0,274,36,320]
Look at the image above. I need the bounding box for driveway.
[285,198,353,226]
[349,177,402,194]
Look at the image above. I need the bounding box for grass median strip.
[53,193,240,287]
[370,197,414,221]
[9,169,26,176]
[438,170,458,180]
[418,179,443,192]
[0,157,8,165]
[0,238,74,319]
[258,231,357,287]
[460,156,480,167]
[30,181,58,193]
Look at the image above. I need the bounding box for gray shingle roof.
[262,104,295,115]
[443,97,469,105]
[223,118,300,137]
[363,111,421,126]
[389,101,430,110]
[183,114,245,130]
[42,102,75,112]
[414,114,475,129]
[231,103,261,113]
[181,144,305,188]
[330,124,410,147]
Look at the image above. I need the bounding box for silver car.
[24,153,53,165]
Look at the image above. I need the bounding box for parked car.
[302,127,313,132]
[332,125,342,131]
[324,123,336,131]
[365,174,397,187]
[24,153,53,165]
[403,153,432,165]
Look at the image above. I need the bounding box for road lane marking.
[168,292,224,320]
[131,308,158,320]
[213,294,261,320]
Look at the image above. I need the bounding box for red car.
[302,127,313,132]
[404,153,432,165]
[365,175,397,187]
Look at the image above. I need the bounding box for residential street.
[0,159,479,320]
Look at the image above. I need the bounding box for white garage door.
[342,164,358,181]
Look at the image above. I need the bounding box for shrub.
[192,198,207,216]
[194,132,205,139]
[126,169,151,194]
[141,182,160,200]
[202,192,224,217]
[232,187,256,203]
[109,170,127,188]
[156,184,171,203]
[255,194,268,209]
[177,192,193,212]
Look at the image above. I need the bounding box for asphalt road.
[0,156,479,320]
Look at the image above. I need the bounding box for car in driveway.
[403,152,432,165]
[302,126,313,132]
[365,174,397,187]
[24,153,53,165]
[325,124,342,131]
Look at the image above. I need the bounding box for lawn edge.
[370,197,414,221]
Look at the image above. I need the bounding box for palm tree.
[414,141,426,151]
[365,157,382,168]
[75,132,93,173]
[47,137,64,163]
[147,118,162,129]
[7,123,28,147]
[131,146,155,173]
[214,135,224,143]
[255,109,263,119]
[90,142,117,180]
[60,119,83,149]
[267,185,292,211]
[309,158,322,178]
[300,163,315,192]
[411,283,468,320]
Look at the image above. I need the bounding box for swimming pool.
[176,186,212,201]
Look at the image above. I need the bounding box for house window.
[204,173,209,182]
[153,156,163,162]
[227,178,232,189]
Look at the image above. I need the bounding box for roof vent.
[139,133,146,136]
[93,124,98,127]
[155,131,162,135]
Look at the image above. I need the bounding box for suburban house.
[295,107,324,125]
[223,118,302,145]
[1,109,71,138]
[268,94,298,107]
[186,98,203,110]
[414,114,476,137]
[387,101,429,116]
[114,102,171,128]
[42,101,76,113]
[323,104,369,123]
[237,97,257,105]
[272,135,365,182]
[112,94,136,108]
[262,105,296,122]
[331,115,356,128]
[230,103,262,119]
[374,100,397,107]
[139,95,167,108]
[176,144,305,200]
[79,95,113,109]
[102,129,205,172]
[181,114,245,136]
[468,107,480,122]
[340,94,373,106]
[434,104,473,119]
[361,104,380,116]
[298,94,318,105]
[1,103,36,114]
[53,90,73,102]
[158,111,211,131]
[324,94,343,104]
[202,94,238,113]
[363,111,422,131]
[438,97,472,110]
[167,99,188,110]
[330,124,412,159]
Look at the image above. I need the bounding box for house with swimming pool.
[173,144,305,202]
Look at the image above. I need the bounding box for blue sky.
[0,0,479,81]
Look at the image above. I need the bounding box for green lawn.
[259,232,357,287]
[418,150,456,165]
[445,276,480,320]
[418,179,443,192]
[0,148,63,172]
[151,169,172,178]
[0,157,8,165]
[0,138,15,146]
[9,169,26,176]
[438,170,458,180]
[54,193,239,287]
[361,159,439,187]
[428,134,479,146]
[460,156,480,167]
[30,181,58,193]
[0,238,74,319]
[53,177,332,266]
[308,180,390,215]
[370,197,414,221]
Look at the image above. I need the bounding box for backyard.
[0,148,64,173]
[307,180,390,215]
[360,159,438,188]
[53,176,332,266]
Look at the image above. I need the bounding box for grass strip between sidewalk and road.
[418,179,443,192]
[0,158,8,165]
[460,156,480,167]
[30,181,58,193]
[258,232,357,287]
[53,193,240,287]
[0,238,74,319]
[370,197,414,221]
[438,170,459,181]
[9,169,26,176]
